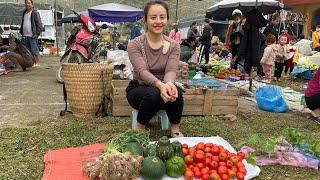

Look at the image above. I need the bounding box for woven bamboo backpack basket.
[62,63,114,117]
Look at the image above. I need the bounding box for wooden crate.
[110,80,205,116]
[110,80,239,116]
[111,80,131,116]
[183,88,205,116]
[203,88,240,116]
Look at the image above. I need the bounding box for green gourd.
[156,136,174,161]
[165,156,186,178]
[143,143,157,157]
[140,156,166,180]
[171,140,183,157]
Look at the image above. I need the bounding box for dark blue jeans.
[22,37,39,56]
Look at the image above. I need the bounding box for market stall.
[282,0,320,38]
[42,130,261,180]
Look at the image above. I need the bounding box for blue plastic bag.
[255,86,289,113]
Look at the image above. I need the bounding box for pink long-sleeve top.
[168,29,182,44]
[260,44,278,66]
[127,35,180,86]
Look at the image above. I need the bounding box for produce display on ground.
[179,78,229,90]
[207,68,248,80]
[83,131,260,180]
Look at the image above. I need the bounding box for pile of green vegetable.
[141,136,186,180]
[83,131,186,180]
[83,130,149,180]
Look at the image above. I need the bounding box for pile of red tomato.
[183,142,247,180]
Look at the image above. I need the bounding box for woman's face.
[233,15,242,24]
[145,5,168,35]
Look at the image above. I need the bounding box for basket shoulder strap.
[138,35,149,70]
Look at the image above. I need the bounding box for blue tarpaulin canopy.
[88,3,143,23]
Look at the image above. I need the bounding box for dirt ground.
[0,56,257,127]
[0,56,64,127]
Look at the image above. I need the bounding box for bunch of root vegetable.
[83,152,144,180]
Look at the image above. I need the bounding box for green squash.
[171,141,183,157]
[156,136,174,161]
[143,144,157,157]
[140,156,166,180]
[165,156,186,178]
[125,142,144,155]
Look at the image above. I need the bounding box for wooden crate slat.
[211,89,240,96]
[203,90,213,116]
[184,88,204,95]
[183,111,203,115]
[184,95,204,105]
[183,105,203,112]
[211,106,238,115]
[112,80,130,87]
[212,96,239,100]
[212,99,238,106]
[112,88,126,96]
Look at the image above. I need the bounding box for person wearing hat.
[312,25,320,52]
[226,9,244,70]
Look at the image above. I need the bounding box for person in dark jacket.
[226,9,244,70]
[20,0,43,67]
[263,14,280,42]
[180,37,196,62]
[238,9,268,75]
[187,22,200,39]
[199,19,214,64]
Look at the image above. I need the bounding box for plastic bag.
[255,86,289,113]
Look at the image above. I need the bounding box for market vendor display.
[304,67,320,122]
[80,130,256,180]
[126,1,183,137]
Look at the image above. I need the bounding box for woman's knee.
[144,88,162,103]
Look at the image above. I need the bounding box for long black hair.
[144,0,169,21]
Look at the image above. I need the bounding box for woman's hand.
[155,81,173,103]
[166,82,178,101]
[155,81,178,102]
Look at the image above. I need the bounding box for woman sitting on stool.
[126,1,183,137]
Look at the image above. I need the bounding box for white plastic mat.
[139,136,260,180]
